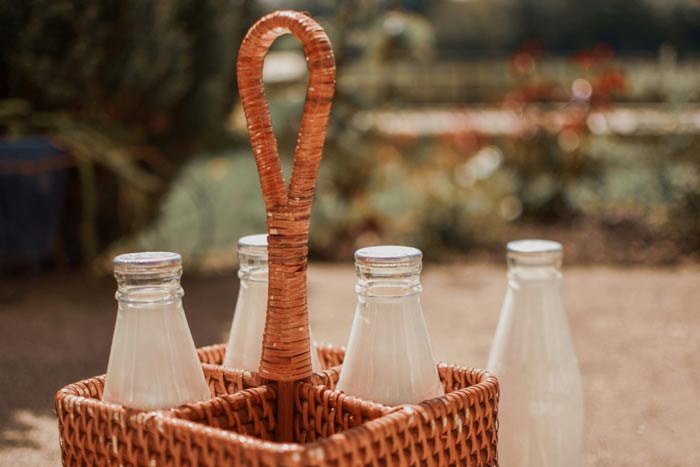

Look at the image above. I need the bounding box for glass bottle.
[223,234,321,372]
[102,252,210,410]
[487,240,583,467]
[336,245,444,406]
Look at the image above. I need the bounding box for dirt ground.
[1,263,699,466]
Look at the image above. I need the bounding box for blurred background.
[3,0,700,273]
[1,0,700,466]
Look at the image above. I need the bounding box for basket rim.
[55,362,499,450]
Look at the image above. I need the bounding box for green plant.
[9,0,249,154]
[0,0,253,264]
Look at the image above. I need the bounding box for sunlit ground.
[0,411,59,466]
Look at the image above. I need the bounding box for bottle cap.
[355,245,422,274]
[114,252,182,277]
[507,239,562,267]
[238,234,268,259]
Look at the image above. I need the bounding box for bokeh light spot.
[572,78,593,100]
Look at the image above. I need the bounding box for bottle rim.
[114,252,181,272]
[238,234,268,258]
[507,239,562,266]
[355,245,422,268]
[113,252,183,303]
[355,246,422,297]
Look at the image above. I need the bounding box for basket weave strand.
[237,10,335,385]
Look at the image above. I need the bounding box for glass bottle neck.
[507,264,561,285]
[354,245,423,299]
[355,269,422,298]
[238,253,268,282]
[506,239,563,285]
[115,275,183,305]
[114,252,183,305]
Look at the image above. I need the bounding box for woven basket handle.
[237,11,335,382]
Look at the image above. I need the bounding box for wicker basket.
[55,10,499,467]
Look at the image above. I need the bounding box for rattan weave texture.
[237,10,335,385]
[56,347,498,466]
[55,10,499,467]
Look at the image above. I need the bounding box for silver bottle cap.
[507,240,563,267]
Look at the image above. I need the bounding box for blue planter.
[0,137,69,272]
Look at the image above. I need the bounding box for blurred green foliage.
[3,0,249,154]
[2,0,700,268]
[0,0,251,265]
[107,1,700,265]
